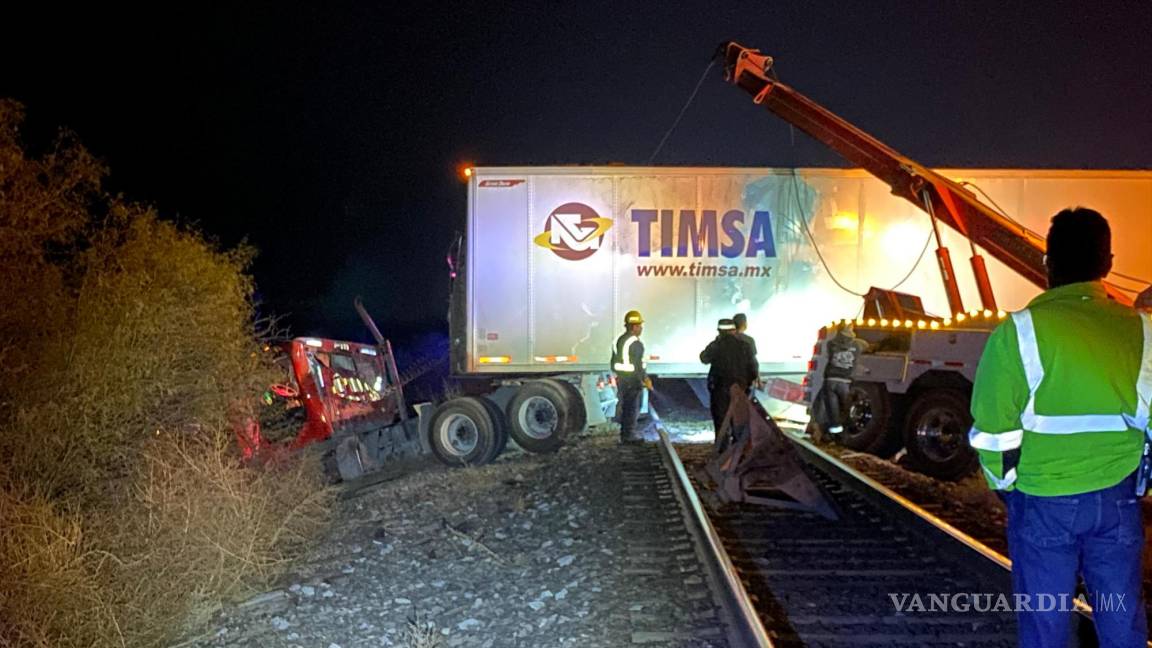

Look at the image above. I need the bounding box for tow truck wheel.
[428,396,502,466]
[841,381,900,456]
[901,388,978,480]
[506,380,572,454]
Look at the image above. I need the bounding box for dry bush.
[93,433,331,645]
[17,207,273,499]
[0,99,100,403]
[402,614,444,648]
[0,485,119,648]
[0,100,334,647]
[1,210,273,500]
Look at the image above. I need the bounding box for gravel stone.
[174,428,726,648]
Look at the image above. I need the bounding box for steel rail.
[781,426,1122,647]
[785,429,1011,569]
[655,427,774,648]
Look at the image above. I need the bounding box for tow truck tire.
[840,381,899,456]
[428,396,502,466]
[901,388,978,481]
[506,380,572,454]
[542,378,587,435]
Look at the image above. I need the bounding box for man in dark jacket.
[733,312,761,389]
[700,318,759,435]
[814,322,868,437]
[732,312,758,357]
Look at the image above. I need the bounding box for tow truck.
[719,42,1138,479]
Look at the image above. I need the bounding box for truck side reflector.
[478,356,512,364]
[534,355,576,363]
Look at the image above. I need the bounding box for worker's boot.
[806,420,825,444]
[619,429,644,445]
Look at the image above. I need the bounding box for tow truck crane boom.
[719,42,1134,310]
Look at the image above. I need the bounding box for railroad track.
[651,417,1106,648]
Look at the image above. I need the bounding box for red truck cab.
[239,336,410,475]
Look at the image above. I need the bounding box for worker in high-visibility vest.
[970,208,1151,648]
[611,310,651,444]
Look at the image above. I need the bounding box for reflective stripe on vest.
[1136,313,1152,429]
[982,465,1018,489]
[969,427,1023,451]
[1012,309,1152,435]
[613,336,640,373]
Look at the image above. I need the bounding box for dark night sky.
[4,1,1150,341]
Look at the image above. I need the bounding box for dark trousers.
[1004,472,1147,648]
[709,384,731,434]
[814,379,850,433]
[616,378,643,438]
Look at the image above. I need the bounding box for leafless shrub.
[0,100,332,647]
[401,613,444,648]
[0,485,120,648]
[91,433,331,645]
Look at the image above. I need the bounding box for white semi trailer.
[422,165,1151,471]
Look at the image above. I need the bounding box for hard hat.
[717,318,736,331]
[624,310,644,325]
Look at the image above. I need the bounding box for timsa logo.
[532,202,613,261]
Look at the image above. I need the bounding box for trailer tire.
[428,397,502,466]
[478,396,510,461]
[901,388,978,481]
[543,378,587,436]
[506,380,572,454]
[840,381,900,456]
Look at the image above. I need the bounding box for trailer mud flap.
[704,386,838,520]
[335,436,378,481]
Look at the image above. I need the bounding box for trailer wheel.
[542,378,587,436]
[902,389,978,480]
[478,396,510,461]
[506,380,572,453]
[841,381,899,456]
[428,397,502,466]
